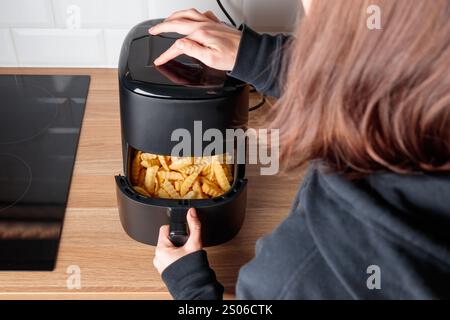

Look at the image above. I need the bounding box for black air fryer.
[115,20,249,247]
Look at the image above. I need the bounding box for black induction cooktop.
[0,75,90,270]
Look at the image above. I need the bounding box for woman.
[150,0,450,299]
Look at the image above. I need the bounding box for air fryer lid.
[122,24,242,99]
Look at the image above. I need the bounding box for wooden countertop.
[0,68,304,299]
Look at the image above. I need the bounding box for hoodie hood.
[302,165,450,299]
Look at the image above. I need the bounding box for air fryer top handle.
[168,207,189,247]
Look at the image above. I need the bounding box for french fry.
[141,159,160,168]
[202,180,223,198]
[133,186,151,197]
[157,188,171,198]
[212,162,231,191]
[193,178,206,199]
[131,151,142,184]
[162,180,180,199]
[170,156,182,163]
[183,190,197,199]
[144,166,159,194]
[157,171,184,180]
[180,169,201,196]
[179,164,203,175]
[157,172,165,186]
[201,164,212,176]
[193,178,202,192]
[169,157,192,170]
[158,155,170,171]
[194,156,212,166]
[131,151,233,199]
[141,153,157,160]
[154,175,159,193]
[206,168,217,183]
[200,176,215,185]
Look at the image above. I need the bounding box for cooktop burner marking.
[0,84,59,145]
[0,153,32,213]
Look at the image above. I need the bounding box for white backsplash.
[0,0,300,67]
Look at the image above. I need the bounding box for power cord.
[216,0,237,27]
[216,0,266,112]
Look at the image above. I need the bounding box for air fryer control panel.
[127,35,227,90]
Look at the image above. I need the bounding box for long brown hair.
[271,0,450,177]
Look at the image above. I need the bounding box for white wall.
[0,0,300,67]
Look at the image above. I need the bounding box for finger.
[165,8,208,22]
[154,41,183,66]
[148,19,203,35]
[157,225,174,248]
[203,10,220,22]
[185,208,202,248]
[178,38,213,62]
[155,38,214,66]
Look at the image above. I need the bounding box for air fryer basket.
[115,146,247,246]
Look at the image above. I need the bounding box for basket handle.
[167,207,189,247]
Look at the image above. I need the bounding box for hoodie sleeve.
[161,250,224,300]
[228,24,292,98]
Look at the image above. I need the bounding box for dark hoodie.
[161,25,450,300]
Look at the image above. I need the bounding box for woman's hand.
[153,207,203,274]
[148,8,242,71]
